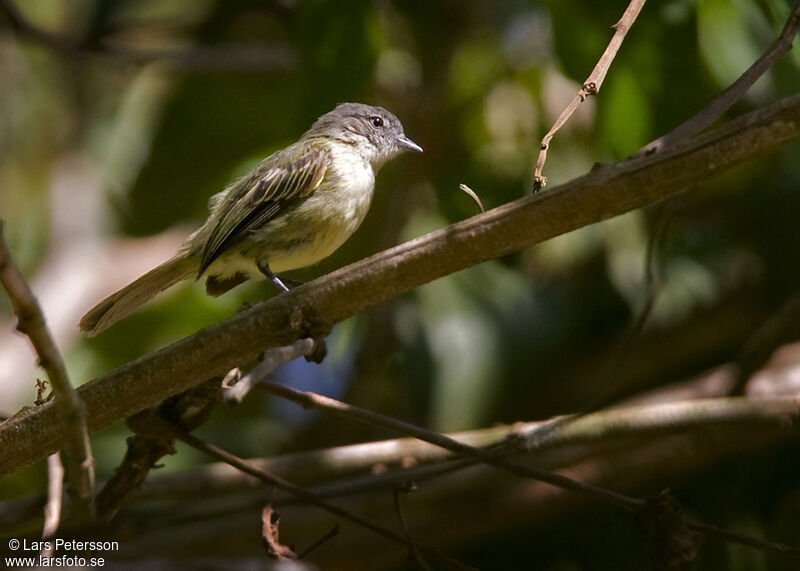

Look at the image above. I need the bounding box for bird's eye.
[371,116,384,128]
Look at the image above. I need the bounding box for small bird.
[80,102,422,336]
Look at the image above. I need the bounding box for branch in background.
[258,380,641,511]
[140,395,800,502]
[1,92,800,481]
[135,431,493,502]
[637,1,800,156]
[86,417,799,567]
[164,421,476,571]
[258,382,800,557]
[0,0,295,71]
[3,393,800,556]
[0,222,95,526]
[532,0,646,190]
[91,393,800,561]
[101,44,295,72]
[13,391,795,523]
[218,333,800,559]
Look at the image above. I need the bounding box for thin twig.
[0,221,95,526]
[257,381,644,512]
[222,338,317,403]
[41,453,63,557]
[394,483,431,571]
[173,426,406,540]
[298,525,340,560]
[687,520,800,557]
[533,0,646,190]
[637,1,800,156]
[458,184,485,213]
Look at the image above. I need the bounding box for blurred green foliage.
[2,0,800,567]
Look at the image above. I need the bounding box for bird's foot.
[258,262,290,293]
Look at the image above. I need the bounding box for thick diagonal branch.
[1,92,800,480]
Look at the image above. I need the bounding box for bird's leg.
[258,262,290,293]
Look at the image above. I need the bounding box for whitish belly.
[206,151,376,279]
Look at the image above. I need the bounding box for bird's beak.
[396,134,423,153]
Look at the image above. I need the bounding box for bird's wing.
[198,146,329,276]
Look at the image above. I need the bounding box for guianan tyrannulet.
[80,102,422,336]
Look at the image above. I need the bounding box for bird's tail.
[79,254,196,336]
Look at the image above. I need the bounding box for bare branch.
[222,338,318,403]
[533,0,647,189]
[1,92,800,481]
[259,383,800,558]
[133,395,800,502]
[164,422,477,570]
[0,222,95,525]
[3,394,800,558]
[637,1,800,155]
[257,381,642,511]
